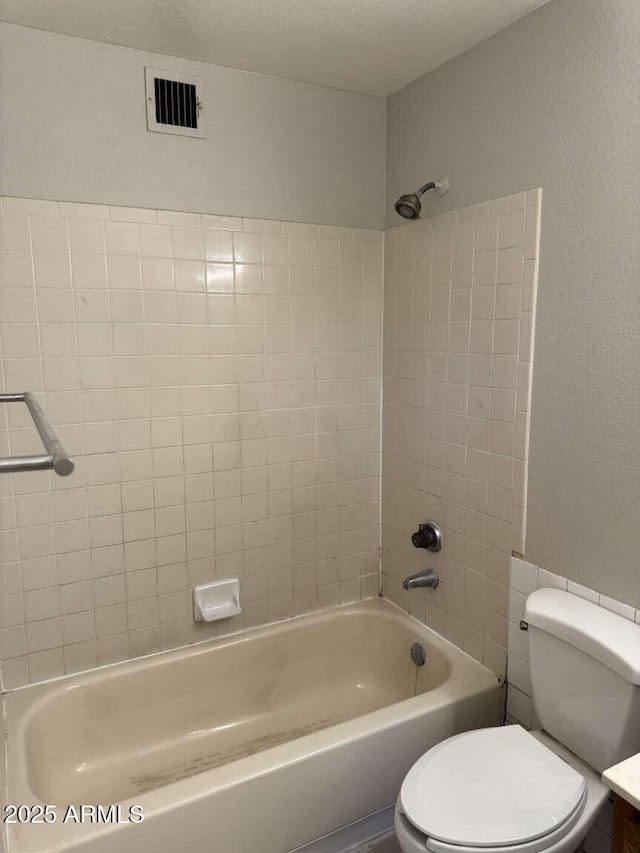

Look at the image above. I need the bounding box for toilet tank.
[525,588,640,773]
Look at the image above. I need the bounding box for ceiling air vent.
[145,67,205,138]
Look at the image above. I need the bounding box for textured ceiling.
[0,0,553,96]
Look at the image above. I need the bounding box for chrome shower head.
[394,176,449,220]
[394,193,422,220]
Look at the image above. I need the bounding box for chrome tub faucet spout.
[403,569,439,591]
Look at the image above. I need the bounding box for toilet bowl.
[394,726,609,853]
[393,590,640,853]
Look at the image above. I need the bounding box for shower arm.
[416,181,437,196]
[417,177,449,197]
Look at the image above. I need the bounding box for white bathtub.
[2,598,501,852]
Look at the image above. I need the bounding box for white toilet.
[395,588,640,853]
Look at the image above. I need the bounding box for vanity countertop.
[603,753,640,811]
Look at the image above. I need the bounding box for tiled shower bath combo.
[0,188,548,853]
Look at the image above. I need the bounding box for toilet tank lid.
[525,589,640,685]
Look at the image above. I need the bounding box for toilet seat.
[424,790,587,853]
[399,725,587,853]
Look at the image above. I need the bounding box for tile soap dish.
[193,578,241,622]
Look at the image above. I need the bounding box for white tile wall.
[506,555,640,728]
[381,190,541,677]
[0,196,384,687]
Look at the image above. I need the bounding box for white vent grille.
[145,67,205,138]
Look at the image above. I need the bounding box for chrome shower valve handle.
[411,521,443,552]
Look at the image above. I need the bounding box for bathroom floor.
[358,834,402,852]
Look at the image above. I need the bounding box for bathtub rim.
[2,596,487,701]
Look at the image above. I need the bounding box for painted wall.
[386,0,640,605]
[0,24,386,229]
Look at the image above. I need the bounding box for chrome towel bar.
[0,392,74,476]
